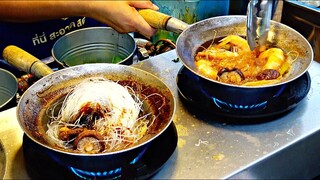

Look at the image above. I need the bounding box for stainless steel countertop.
[1,50,320,179]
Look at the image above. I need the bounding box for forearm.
[0,0,158,38]
[0,1,86,22]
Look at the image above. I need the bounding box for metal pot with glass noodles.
[15,64,175,171]
[46,77,163,154]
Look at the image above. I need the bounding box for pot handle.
[138,9,189,34]
[2,45,54,78]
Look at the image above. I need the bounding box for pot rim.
[176,15,314,89]
[51,26,136,67]
[0,68,18,109]
[16,63,176,157]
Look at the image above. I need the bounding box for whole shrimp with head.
[195,34,297,86]
[195,34,253,82]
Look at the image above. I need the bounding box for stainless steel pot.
[140,11,313,109]
[138,11,313,86]
[0,68,18,110]
[14,63,175,171]
[51,27,136,67]
[176,15,313,87]
[175,15,313,108]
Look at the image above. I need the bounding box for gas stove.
[1,50,320,179]
[177,66,311,123]
[23,123,177,180]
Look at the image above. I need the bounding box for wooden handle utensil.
[2,45,54,78]
[138,9,189,34]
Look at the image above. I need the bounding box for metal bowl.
[51,27,136,67]
[16,63,175,172]
[0,68,17,110]
[175,15,313,110]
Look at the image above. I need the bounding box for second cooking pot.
[138,11,313,113]
[0,68,17,111]
[175,15,313,109]
[51,27,136,67]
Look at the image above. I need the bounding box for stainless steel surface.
[0,139,6,179]
[0,107,27,179]
[1,50,320,178]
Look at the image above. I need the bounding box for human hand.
[85,1,159,38]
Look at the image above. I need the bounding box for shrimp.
[195,60,218,80]
[217,35,251,53]
[196,49,238,61]
[195,35,250,61]
[259,48,285,72]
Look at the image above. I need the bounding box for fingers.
[128,10,155,38]
[129,1,159,38]
[87,1,159,38]
[129,0,159,10]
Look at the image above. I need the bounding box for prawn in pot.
[176,15,313,110]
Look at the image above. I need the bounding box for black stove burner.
[23,123,177,180]
[177,67,311,122]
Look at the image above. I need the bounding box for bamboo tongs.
[246,0,274,50]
